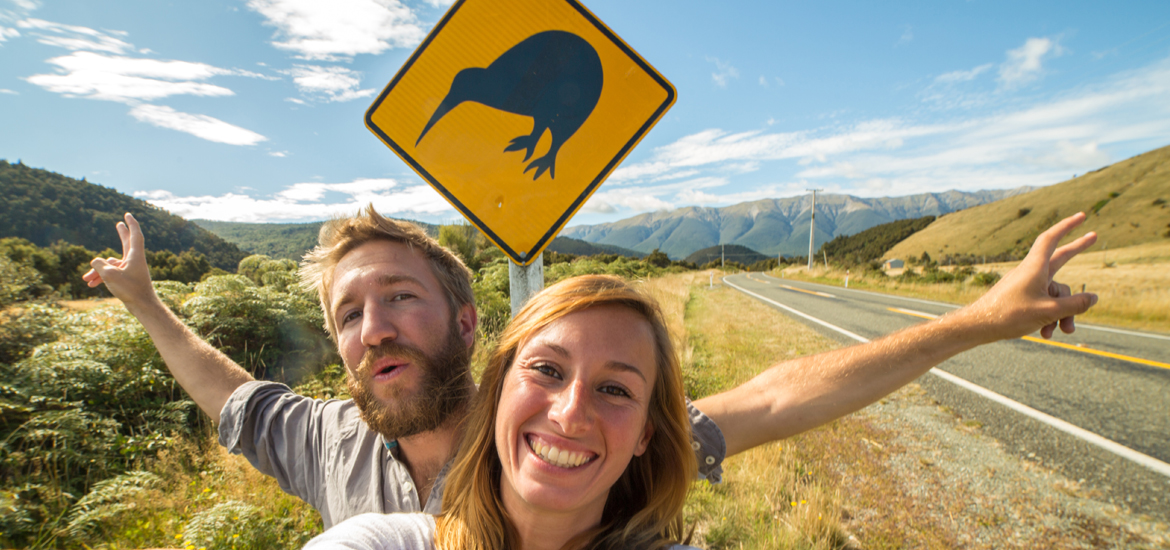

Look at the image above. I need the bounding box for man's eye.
[600,385,631,398]
[341,310,361,326]
[391,293,415,302]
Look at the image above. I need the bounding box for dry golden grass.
[781,240,1170,334]
[58,297,121,311]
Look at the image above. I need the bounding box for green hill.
[194,219,643,262]
[0,160,247,270]
[546,236,644,258]
[192,219,440,262]
[887,144,1170,261]
[685,244,770,266]
[819,216,935,265]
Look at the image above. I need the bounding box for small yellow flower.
[801,500,806,504]
[203,488,211,493]
[175,534,183,540]
[233,534,240,539]
[790,502,797,506]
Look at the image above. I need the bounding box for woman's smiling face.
[495,305,658,522]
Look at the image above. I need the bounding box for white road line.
[723,275,1170,479]
[760,273,1170,341]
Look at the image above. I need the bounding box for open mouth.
[373,362,406,379]
[527,435,595,469]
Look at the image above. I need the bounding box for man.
[85,204,1097,528]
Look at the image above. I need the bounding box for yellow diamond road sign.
[365,0,675,265]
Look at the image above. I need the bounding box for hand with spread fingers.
[82,212,159,313]
[81,212,253,423]
[957,212,1098,345]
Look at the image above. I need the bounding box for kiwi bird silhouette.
[415,30,603,180]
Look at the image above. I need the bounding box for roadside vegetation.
[779,240,1170,335]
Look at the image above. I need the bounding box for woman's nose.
[549,380,595,435]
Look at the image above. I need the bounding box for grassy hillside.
[886,145,1170,261]
[0,160,247,270]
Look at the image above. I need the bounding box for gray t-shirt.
[219,381,726,529]
[304,513,702,550]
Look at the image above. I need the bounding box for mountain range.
[562,189,1033,259]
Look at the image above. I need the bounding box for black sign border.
[365,0,676,265]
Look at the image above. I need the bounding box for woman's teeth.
[529,439,591,468]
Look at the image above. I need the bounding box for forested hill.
[0,160,247,270]
[194,219,643,262]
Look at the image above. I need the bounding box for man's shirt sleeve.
[218,380,341,511]
[687,400,726,483]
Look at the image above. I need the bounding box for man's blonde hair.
[299,204,474,340]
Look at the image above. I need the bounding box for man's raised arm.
[696,212,1099,457]
[83,213,254,423]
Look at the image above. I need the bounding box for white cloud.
[246,0,425,61]
[595,55,1170,216]
[935,63,993,84]
[269,150,289,157]
[25,51,244,102]
[0,26,18,42]
[896,25,913,46]
[129,105,267,145]
[16,18,133,53]
[706,56,739,88]
[136,178,453,222]
[998,37,1063,88]
[284,64,375,102]
[0,88,16,94]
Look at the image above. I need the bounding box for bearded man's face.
[347,319,472,440]
[328,240,475,441]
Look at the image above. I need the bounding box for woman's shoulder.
[304,513,436,550]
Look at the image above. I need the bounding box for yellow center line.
[885,308,1170,370]
[780,284,835,298]
[1019,336,1170,370]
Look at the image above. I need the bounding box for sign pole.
[509,253,544,315]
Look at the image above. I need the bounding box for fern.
[60,471,161,540]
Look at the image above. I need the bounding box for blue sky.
[3,0,1169,226]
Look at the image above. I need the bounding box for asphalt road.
[723,272,1170,518]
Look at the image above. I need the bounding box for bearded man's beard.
[347,320,472,441]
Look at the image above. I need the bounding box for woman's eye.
[600,385,631,398]
[533,364,562,379]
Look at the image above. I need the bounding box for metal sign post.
[509,254,544,315]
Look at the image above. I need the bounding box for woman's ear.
[633,420,654,457]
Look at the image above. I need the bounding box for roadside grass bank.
[668,273,1166,549]
[775,241,1170,335]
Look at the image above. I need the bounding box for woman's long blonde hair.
[435,275,695,550]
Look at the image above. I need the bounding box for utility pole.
[806,188,822,270]
[721,244,725,268]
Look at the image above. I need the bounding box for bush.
[972,271,1002,286]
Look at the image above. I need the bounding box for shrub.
[972,271,1002,286]
[1018,208,1031,218]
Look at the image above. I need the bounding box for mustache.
[357,340,429,376]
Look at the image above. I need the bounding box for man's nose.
[360,305,398,348]
[549,380,595,436]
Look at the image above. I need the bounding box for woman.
[306,275,698,550]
